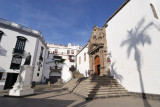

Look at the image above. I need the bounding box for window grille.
[10,55,22,69]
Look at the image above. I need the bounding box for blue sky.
[0,0,125,46]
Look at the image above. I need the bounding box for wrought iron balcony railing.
[12,48,24,55]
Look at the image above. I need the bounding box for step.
[73,92,129,99]
[77,84,122,88]
[73,90,127,94]
[74,86,126,91]
[74,88,128,93]
[78,82,121,85]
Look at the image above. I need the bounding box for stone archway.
[94,55,100,75]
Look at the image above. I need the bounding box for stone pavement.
[0,88,160,107]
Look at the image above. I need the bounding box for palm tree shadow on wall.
[120,18,155,107]
[111,61,123,82]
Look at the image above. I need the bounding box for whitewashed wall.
[32,39,46,82]
[0,23,47,89]
[42,44,81,83]
[0,27,36,74]
[76,45,89,77]
[61,60,72,83]
[106,0,160,94]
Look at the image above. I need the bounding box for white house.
[42,43,82,83]
[0,18,47,90]
[76,44,90,77]
[106,0,160,95]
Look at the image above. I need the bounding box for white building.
[0,18,47,90]
[76,0,160,97]
[76,44,90,77]
[106,0,160,95]
[42,43,82,83]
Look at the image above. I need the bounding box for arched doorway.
[94,55,100,75]
[49,71,61,84]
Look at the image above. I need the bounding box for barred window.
[14,36,27,54]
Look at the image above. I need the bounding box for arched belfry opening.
[94,55,100,75]
[88,25,110,76]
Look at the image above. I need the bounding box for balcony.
[12,48,24,56]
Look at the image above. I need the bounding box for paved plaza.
[0,88,160,107]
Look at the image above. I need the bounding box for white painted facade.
[106,0,160,94]
[76,44,90,77]
[0,18,47,90]
[42,43,82,83]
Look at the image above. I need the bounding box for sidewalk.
[0,89,8,96]
[0,88,160,107]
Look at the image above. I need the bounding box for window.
[67,50,70,54]
[39,46,44,61]
[14,36,27,54]
[47,51,50,59]
[79,56,81,64]
[55,49,58,53]
[37,73,39,76]
[38,62,41,71]
[0,30,4,43]
[10,55,22,69]
[0,72,3,80]
[69,55,74,62]
[71,50,74,54]
[150,4,158,19]
[84,53,86,62]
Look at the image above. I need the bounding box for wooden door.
[94,56,100,75]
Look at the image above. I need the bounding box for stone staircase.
[72,71,84,78]
[64,76,129,100]
[63,78,81,92]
